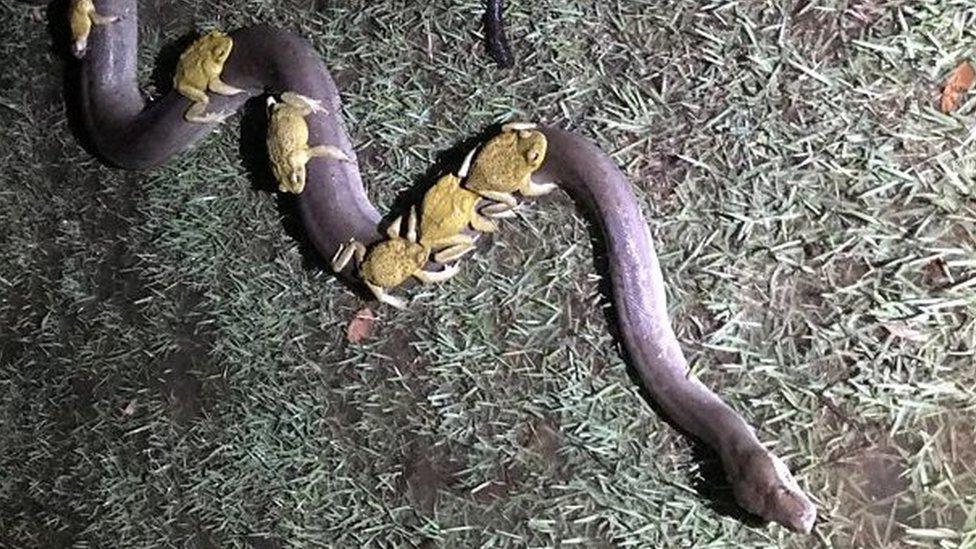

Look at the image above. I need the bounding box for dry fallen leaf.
[346,307,376,343]
[941,61,975,113]
[884,322,927,343]
[922,257,950,286]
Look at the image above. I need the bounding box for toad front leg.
[186,76,243,122]
[520,179,558,197]
[477,190,519,218]
[89,11,116,24]
[478,179,555,217]
[180,86,230,124]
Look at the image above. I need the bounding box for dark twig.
[484,0,514,68]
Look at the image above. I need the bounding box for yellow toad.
[173,30,244,124]
[69,0,118,58]
[331,208,457,310]
[463,122,552,216]
[418,172,496,263]
[266,92,350,194]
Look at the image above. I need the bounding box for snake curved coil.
[21,0,817,533]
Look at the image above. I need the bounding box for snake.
[18,0,817,533]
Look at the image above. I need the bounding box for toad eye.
[526,150,540,162]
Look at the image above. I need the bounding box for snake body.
[26,0,816,533]
[535,130,816,532]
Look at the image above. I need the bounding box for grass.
[1,0,975,547]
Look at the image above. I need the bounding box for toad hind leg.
[477,190,518,208]
[286,146,349,193]
[429,234,476,263]
[71,33,91,58]
[90,12,118,25]
[178,85,213,123]
[501,121,537,132]
[286,152,309,192]
[184,100,226,124]
[308,145,351,163]
[480,204,517,219]
[469,210,497,232]
[185,103,233,124]
[209,76,244,96]
[331,240,366,272]
[477,190,519,218]
[71,2,117,58]
[281,92,326,114]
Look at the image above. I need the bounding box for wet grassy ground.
[1,0,974,547]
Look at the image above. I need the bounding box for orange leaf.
[941,61,975,113]
[346,307,376,343]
